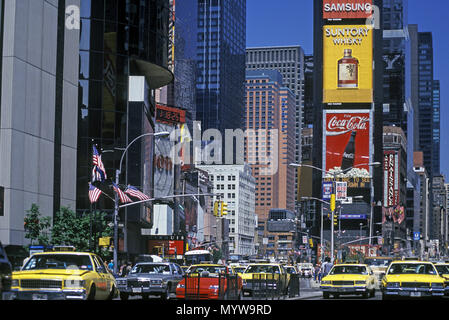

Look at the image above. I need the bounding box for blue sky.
[247,0,448,180]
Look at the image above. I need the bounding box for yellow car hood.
[322,274,369,282]
[384,274,443,283]
[13,269,90,278]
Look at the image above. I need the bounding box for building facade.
[195,0,246,140]
[198,164,257,257]
[76,0,173,257]
[0,0,80,247]
[246,46,305,206]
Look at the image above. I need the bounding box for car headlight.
[321,280,331,285]
[11,279,19,287]
[386,282,400,288]
[431,283,444,289]
[177,284,185,289]
[64,279,85,288]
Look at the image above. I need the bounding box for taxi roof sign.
[52,245,76,252]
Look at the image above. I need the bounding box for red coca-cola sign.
[324,111,371,175]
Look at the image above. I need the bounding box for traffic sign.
[322,182,333,200]
[413,232,420,241]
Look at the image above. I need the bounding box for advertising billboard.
[323,110,372,180]
[323,0,373,20]
[383,151,399,207]
[323,25,373,103]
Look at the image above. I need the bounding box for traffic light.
[213,201,220,216]
[333,212,338,226]
[220,201,228,216]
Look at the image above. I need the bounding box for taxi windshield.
[188,266,227,274]
[245,265,280,274]
[23,254,93,271]
[330,266,368,275]
[435,265,449,275]
[233,267,246,273]
[387,263,437,275]
[131,264,171,274]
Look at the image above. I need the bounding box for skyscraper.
[246,46,305,204]
[195,0,246,138]
[244,69,296,257]
[432,80,440,176]
[0,0,79,247]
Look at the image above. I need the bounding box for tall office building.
[244,69,296,257]
[432,80,440,176]
[0,0,79,247]
[76,0,173,256]
[195,0,246,139]
[417,32,434,178]
[246,46,305,205]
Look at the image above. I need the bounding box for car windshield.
[285,267,297,274]
[435,265,449,275]
[131,264,171,274]
[387,263,437,275]
[330,266,368,275]
[234,267,246,273]
[23,254,93,271]
[245,265,280,274]
[188,266,227,274]
[364,259,391,267]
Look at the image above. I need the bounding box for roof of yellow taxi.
[190,264,224,267]
[31,251,94,256]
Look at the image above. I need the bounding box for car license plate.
[410,292,421,297]
[32,294,48,300]
[132,288,142,293]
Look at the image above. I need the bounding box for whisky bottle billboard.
[338,49,358,88]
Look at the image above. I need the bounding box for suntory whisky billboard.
[323,25,373,103]
[323,110,372,180]
[323,0,373,20]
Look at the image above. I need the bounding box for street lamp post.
[112,131,169,275]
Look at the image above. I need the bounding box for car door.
[172,264,184,293]
[92,256,110,299]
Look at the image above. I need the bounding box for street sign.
[413,232,420,241]
[335,181,347,200]
[340,214,367,219]
[302,236,308,244]
[322,182,333,200]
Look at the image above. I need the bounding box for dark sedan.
[116,262,184,300]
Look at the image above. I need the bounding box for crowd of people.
[312,257,334,282]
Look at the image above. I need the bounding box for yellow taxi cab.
[432,262,449,296]
[320,263,376,299]
[229,264,247,277]
[10,246,118,300]
[381,260,445,300]
[240,263,289,297]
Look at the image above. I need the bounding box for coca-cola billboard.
[323,110,372,179]
[383,151,399,207]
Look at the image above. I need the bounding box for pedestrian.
[125,261,133,275]
[108,260,114,272]
[314,264,321,282]
[321,257,333,278]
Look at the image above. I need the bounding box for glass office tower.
[196,0,246,141]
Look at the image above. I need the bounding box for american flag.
[92,145,107,181]
[112,182,133,204]
[88,183,102,203]
[125,185,150,201]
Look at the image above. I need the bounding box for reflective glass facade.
[196,0,246,135]
[77,0,170,212]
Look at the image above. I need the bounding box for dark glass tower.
[195,0,246,142]
[77,0,172,255]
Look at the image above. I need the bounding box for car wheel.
[161,285,170,300]
[107,285,116,300]
[120,292,129,301]
[87,285,96,300]
[323,292,330,299]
